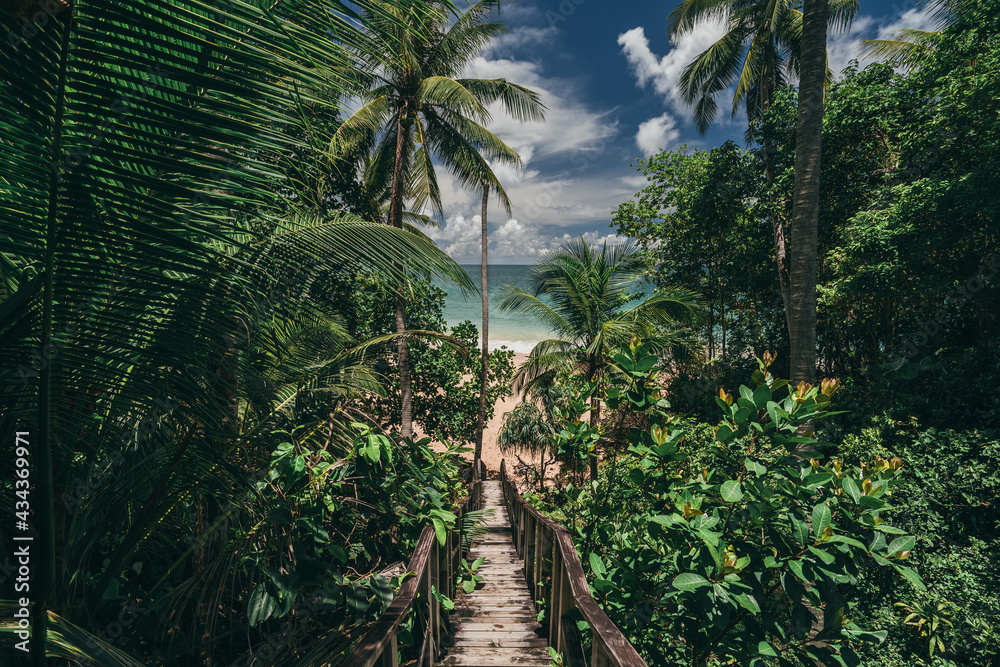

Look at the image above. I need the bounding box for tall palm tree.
[475,189,490,478]
[497,238,703,481]
[0,1,474,662]
[788,0,829,382]
[335,0,546,440]
[667,0,857,334]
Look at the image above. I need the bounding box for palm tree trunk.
[767,150,792,330]
[788,0,828,384]
[760,75,792,338]
[388,106,414,438]
[588,359,600,482]
[474,189,489,478]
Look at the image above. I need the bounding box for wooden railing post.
[430,541,440,664]
[549,544,563,644]
[532,520,543,604]
[380,635,398,667]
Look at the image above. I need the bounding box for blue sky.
[425,0,938,263]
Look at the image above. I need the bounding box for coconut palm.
[668,0,857,331]
[0,1,476,662]
[788,0,829,383]
[497,238,703,481]
[668,0,859,137]
[334,0,546,441]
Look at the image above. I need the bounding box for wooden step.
[436,482,551,666]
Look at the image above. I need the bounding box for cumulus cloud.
[425,214,630,263]
[617,21,729,111]
[636,113,681,156]
[462,55,619,159]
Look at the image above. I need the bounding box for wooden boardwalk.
[437,481,551,667]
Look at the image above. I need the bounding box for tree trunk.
[788,0,828,384]
[760,73,792,338]
[588,359,600,482]
[388,106,414,438]
[474,189,489,479]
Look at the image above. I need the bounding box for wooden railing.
[340,461,485,667]
[500,460,649,667]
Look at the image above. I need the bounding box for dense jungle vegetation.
[1,0,997,665]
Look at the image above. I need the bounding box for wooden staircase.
[437,481,551,667]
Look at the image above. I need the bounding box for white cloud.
[481,26,558,57]
[462,56,619,159]
[617,22,729,111]
[425,214,630,264]
[828,7,939,78]
[636,113,681,157]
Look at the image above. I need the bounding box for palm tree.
[335,0,546,440]
[788,0,829,382]
[667,0,857,333]
[497,238,703,481]
[0,1,475,662]
[476,189,490,478]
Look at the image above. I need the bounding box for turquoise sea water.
[437,265,549,354]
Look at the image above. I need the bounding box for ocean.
[437,265,549,354]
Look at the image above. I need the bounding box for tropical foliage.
[497,238,703,480]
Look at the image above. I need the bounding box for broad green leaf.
[757,640,779,657]
[589,552,608,578]
[672,573,710,591]
[888,535,915,556]
[841,477,862,504]
[721,480,744,503]
[893,564,926,591]
[807,546,835,565]
[736,592,761,613]
[812,502,832,538]
[752,384,772,409]
[247,583,277,627]
[790,515,810,547]
[746,457,767,477]
[431,517,446,546]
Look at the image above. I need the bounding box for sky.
[424,0,940,264]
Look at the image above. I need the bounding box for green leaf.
[716,424,735,443]
[812,502,832,538]
[841,477,862,504]
[790,515,810,547]
[887,535,915,556]
[746,457,767,477]
[672,573,710,591]
[843,628,889,644]
[736,592,761,613]
[462,579,477,594]
[589,552,608,578]
[721,480,744,503]
[803,473,834,489]
[734,406,751,424]
[893,564,926,591]
[431,517,447,546]
[628,468,645,485]
[827,535,866,549]
[593,578,617,593]
[752,384,772,409]
[757,640,779,657]
[247,583,277,627]
[807,546,836,565]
